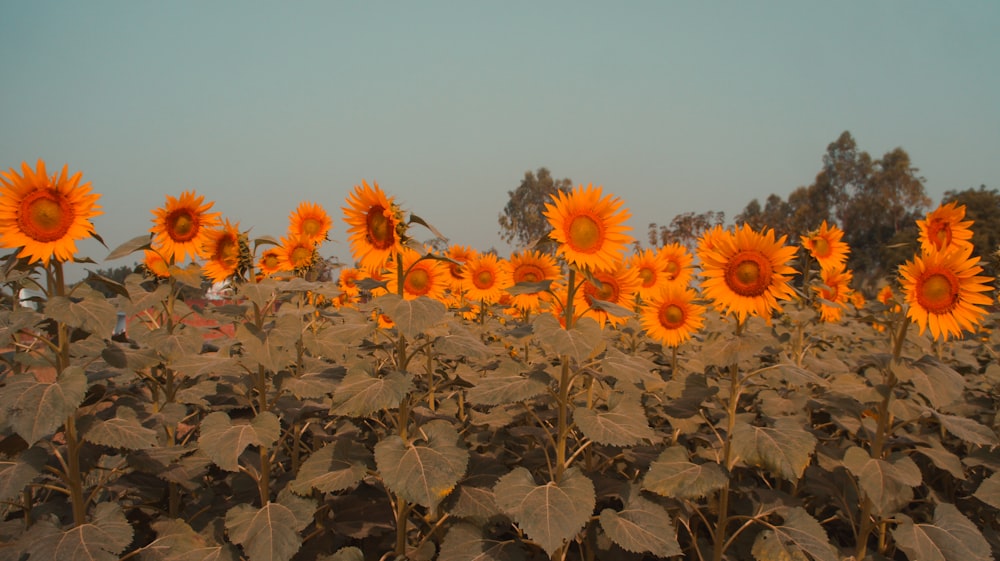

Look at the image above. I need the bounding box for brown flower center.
[567,214,602,253]
[659,303,685,329]
[585,276,619,304]
[514,264,545,284]
[664,260,680,280]
[638,267,655,287]
[918,271,959,314]
[810,236,831,258]
[473,268,495,290]
[19,190,74,242]
[291,246,313,268]
[366,206,394,249]
[724,251,773,297]
[405,268,431,295]
[302,217,323,238]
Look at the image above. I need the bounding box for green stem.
[712,319,743,561]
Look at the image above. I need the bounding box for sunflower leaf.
[198,411,280,472]
[642,446,729,500]
[79,406,159,450]
[374,420,469,509]
[599,488,681,558]
[330,367,412,417]
[574,392,655,446]
[106,234,153,261]
[45,292,118,337]
[892,503,992,561]
[750,507,838,561]
[289,439,369,495]
[731,417,816,481]
[376,294,447,340]
[0,366,87,445]
[0,446,47,502]
[439,523,524,561]
[493,467,595,556]
[532,314,605,363]
[224,501,307,561]
[842,447,922,517]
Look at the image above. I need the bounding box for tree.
[942,185,1000,277]
[646,211,725,250]
[498,168,572,248]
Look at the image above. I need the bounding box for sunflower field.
[0,160,998,561]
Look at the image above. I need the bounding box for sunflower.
[698,224,798,323]
[0,160,102,265]
[801,221,849,270]
[577,258,641,327]
[462,253,513,304]
[898,245,994,340]
[877,285,895,307]
[507,249,560,312]
[337,266,363,297]
[343,180,405,271]
[386,248,449,301]
[143,249,171,278]
[657,243,695,287]
[444,244,478,292]
[150,191,221,263]
[288,201,332,245]
[543,183,632,271]
[257,247,285,276]
[917,201,974,254]
[695,224,729,257]
[630,248,668,301]
[813,266,853,323]
[640,285,706,347]
[201,220,244,283]
[277,235,317,272]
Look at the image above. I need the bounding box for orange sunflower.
[150,191,221,263]
[386,249,449,301]
[698,224,798,323]
[277,235,317,272]
[543,183,632,271]
[898,245,994,340]
[257,247,285,276]
[462,253,513,304]
[0,160,102,265]
[507,249,560,312]
[289,201,332,245]
[801,221,849,270]
[343,180,405,272]
[444,244,479,293]
[337,267,363,297]
[813,266,853,323]
[917,201,974,254]
[657,242,695,288]
[877,285,895,307]
[640,285,706,347]
[576,258,641,327]
[201,220,244,283]
[630,248,669,301]
[143,249,171,278]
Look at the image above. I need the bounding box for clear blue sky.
[2,1,998,278]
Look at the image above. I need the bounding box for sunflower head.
[698,224,798,324]
[386,248,449,301]
[201,220,248,284]
[257,247,286,277]
[801,221,849,270]
[640,285,706,347]
[898,245,994,340]
[343,180,406,272]
[289,201,332,245]
[543,184,632,271]
[278,235,318,274]
[0,160,103,266]
[917,201,974,254]
[507,249,560,312]
[576,259,641,327]
[462,253,513,304]
[150,191,221,264]
[813,266,853,323]
[657,242,694,287]
[143,249,171,278]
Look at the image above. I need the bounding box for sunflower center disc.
[920,273,958,313]
[303,218,322,237]
[366,207,394,249]
[724,251,772,297]
[406,269,431,295]
[639,267,655,286]
[812,237,830,257]
[930,221,950,250]
[21,191,74,242]
[166,210,197,242]
[664,261,679,279]
[659,304,685,329]
[568,215,602,252]
[291,247,312,267]
[474,270,495,290]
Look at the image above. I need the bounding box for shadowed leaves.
[198,411,281,472]
[375,420,469,510]
[0,366,86,445]
[439,522,525,561]
[599,489,681,558]
[21,502,133,561]
[892,503,991,561]
[843,447,922,517]
[642,446,729,500]
[493,467,595,556]
[80,406,159,450]
[732,417,817,481]
[751,507,838,561]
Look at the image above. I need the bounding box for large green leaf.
[376,294,446,340]
[932,412,998,446]
[198,411,281,472]
[289,439,369,495]
[23,502,133,561]
[599,489,681,558]
[532,314,605,363]
[280,370,342,399]
[892,503,992,561]
[225,500,310,561]
[750,507,838,561]
[893,356,964,409]
[731,417,816,481]
[0,446,47,501]
[493,466,595,556]
[464,363,550,406]
[973,472,1000,509]
[330,367,412,417]
[237,323,294,373]
[44,291,118,337]
[642,446,729,500]
[374,420,469,509]
[80,406,159,450]
[439,522,525,561]
[574,391,655,446]
[842,447,921,517]
[143,518,238,561]
[434,324,491,361]
[599,348,661,386]
[0,366,86,445]
[141,325,206,362]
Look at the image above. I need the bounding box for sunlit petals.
[801,221,849,270]
[288,201,332,245]
[543,184,632,271]
[201,220,243,284]
[698,224,798,323]
[813,266,853,323]
[462,253,513,304]
[445,244,479,291]
[386,249,449,301]
[150,190,221,263]
[577,259,641,328]
[898,245,994,340]
[917,201,974,253]
[143,249,171,278]
[657,242,695,288]
[640,285,706,347]
[342,180,405,271]
[507,249,560,312]
[0,160,102,265]
[630,249,669,301]
[257,247,286,276]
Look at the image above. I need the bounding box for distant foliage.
[497,167,572,247]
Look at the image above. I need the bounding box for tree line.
[498,131,1000,288]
